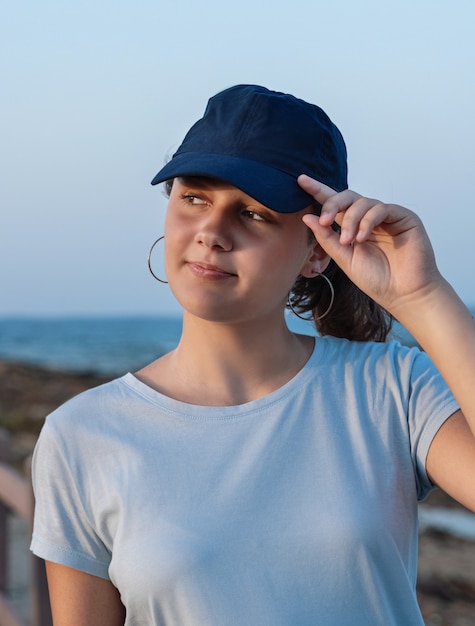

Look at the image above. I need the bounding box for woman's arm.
[46,561,125,626]
[298,174,475,511]
[390,280,475,512]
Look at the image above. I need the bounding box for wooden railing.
[0,429,52,626]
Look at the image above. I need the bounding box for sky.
[1,0,474,317]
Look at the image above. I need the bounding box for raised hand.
[298,174,443,317]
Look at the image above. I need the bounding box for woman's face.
[164,177,321,324]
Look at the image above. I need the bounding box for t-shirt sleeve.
[30,416,112,579]
[405,347,460,501]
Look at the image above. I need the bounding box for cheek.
[260,249,307,293]
[281,232,314,271]
[163,208,178,238]
[164,210,190,249]
[162,217,183,277]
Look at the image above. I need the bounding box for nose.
[194,209,233,251]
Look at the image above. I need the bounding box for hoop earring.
[287,298,313,322]
[288,272,335,322]
[148,236,168,284]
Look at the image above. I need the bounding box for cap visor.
[151,153,314,214]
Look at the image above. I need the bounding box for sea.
[0,315,184,376]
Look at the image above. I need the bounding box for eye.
[242,209,266,222]
[182,193,206,205]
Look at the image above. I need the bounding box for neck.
[138,312,314,406]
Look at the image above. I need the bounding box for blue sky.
[2,0,474,317]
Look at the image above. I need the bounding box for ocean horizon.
[1,306,474,376]
[0,315,183,376]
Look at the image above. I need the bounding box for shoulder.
[315,335,448,403]
[45,376,127,424]
[33,374,152,486]
[40,374,147,451]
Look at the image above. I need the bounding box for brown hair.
[289,261,392,342]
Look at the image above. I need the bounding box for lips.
[187,261,237,280]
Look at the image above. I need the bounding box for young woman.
[31,84,475,625]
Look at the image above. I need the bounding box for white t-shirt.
[31,337,458,625]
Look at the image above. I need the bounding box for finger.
[303,197,387,249]
[353,201,391,243]
[298,174,340,224]
[302,213,354,269]
[298,175,365,228]
[338,197,388,245]
[297,174,337,203]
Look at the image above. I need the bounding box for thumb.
[302,214,352,269]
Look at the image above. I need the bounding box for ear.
[299,242,331,278]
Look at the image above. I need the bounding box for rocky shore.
[1,359,474,625]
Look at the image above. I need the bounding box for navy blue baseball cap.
[151,84,348,214]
